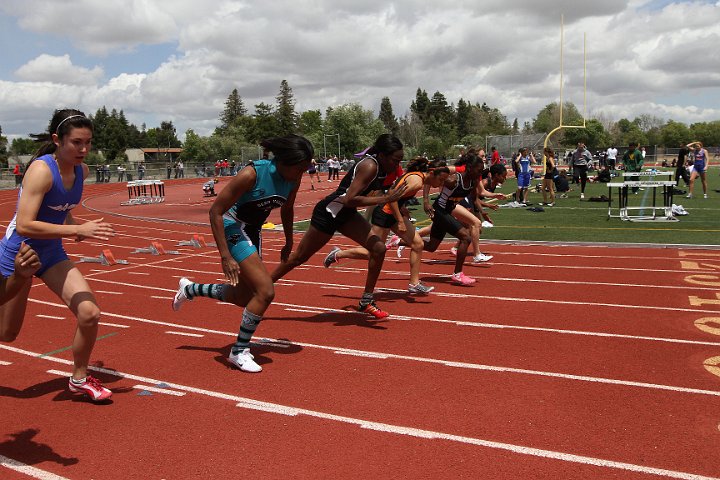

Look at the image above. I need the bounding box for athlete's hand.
[384,184,407,204]
[488,203,499,211]
[280,242,292,263]
[396,221,407,233]
[493,192,506,200]
[221,256,241,286]
[423,200,434,219]
[76,218,116,241]
[14,242,41,279]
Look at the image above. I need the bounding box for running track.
[1,177,719,479]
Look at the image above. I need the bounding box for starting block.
[132,241,181,255]
[79,249,128,266]
[177,234,216,248]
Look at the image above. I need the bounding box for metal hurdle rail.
[607,171,677,222]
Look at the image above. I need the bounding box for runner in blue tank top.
[686,141,709,199]
[270,134,407,319]
[172,135,314,373]
[0,109,116,402]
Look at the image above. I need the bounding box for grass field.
[296,168,720,246]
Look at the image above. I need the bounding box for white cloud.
[1,0,719,138]
[15,54,104,86]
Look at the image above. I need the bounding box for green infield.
[294,168,720,246]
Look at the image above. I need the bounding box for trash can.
[126,173,133,182]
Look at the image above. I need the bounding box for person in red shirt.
[491,146,501,165]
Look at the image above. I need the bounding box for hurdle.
[177,234,216,248]
[121,180,165,206]
[607,171,677,222]
[79,249,129,266]
[132,241,181,255]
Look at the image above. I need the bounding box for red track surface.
[1,178,720,479]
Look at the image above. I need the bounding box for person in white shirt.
[606,146,617,170]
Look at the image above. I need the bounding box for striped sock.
[359,291,374,307]
[184,283,225,301]
[232,309,262,355]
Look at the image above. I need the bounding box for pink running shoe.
[451,272,476,285]
[68,375,113,402]
[385,235,401,249]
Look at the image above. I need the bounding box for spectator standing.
[606,146,618,170]
[177,160,184,178]
[571,142,592,199]
[686,141,709,199]
[117,164,126,182]
[622,142,644,194]
[490,146,501,165]
[675,143,691,187]
[166,163,172,179]
[138,162,146,180]
[13,163,22,188]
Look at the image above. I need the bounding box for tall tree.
[378,97,399,135]
[456,99,471,139]
[250,102,279,142]
[219,88,247,132]
[410,88,431,123]
[275,80,297,135]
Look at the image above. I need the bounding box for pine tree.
[220,88,247,131]
[456,98,471,139]
[410,88,431,123]
[275,80,297,135]
[378,97,399,134]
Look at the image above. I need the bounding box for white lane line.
[285,308,327,314]
[133,384,186,396]
[321,286,351,290]
[151,296,173,300]
[16,304,720,398]
[36,314,65,320]
[335,351,389,359]
[0,454,70,480]
[95,290,123,295]
[0,360,11,365]
[128,272,150,275]
[99,322,130,329]
[28,362,718,480]
[165,331,204,338]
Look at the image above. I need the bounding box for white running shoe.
[323,247,341,268]
[172,277,193,311]
[396,245,405,258]
[580,193,585,199]
[450,247,458,256]
[228,348,262,373]
[481,220,494,228]
[472,253,493,263]
[408,282,434,294]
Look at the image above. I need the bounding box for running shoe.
[228,348,262,373]
[472,253,493,263]
[396,245,405,258]
[323,247,341,268]
[580,193,585,199]
[704,194,708,199]
[68,375,112,402]
[547,203,555,207]
[359,301,390,319]
[451,272,476,285]
[408,282,434,294]
[685,194,693,198]
[385,235,401,249]
[172,277,193,311]
[450,247,458,256]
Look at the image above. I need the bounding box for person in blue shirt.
[0,109,116,402]
[172,134,313,373]
[513,147,535,205]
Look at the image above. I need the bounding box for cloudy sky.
[1,0,719,141]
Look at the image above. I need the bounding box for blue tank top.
[693,149,706,166]
[2,154,84,250]
[223,160,296,226]
[519,156,531,175]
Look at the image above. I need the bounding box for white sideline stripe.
[165,331,204,338]
[26,362,719,480]
[321,286,351,290]
[36,314,65,320]
[133,384,186,396]
[15,304,720,398]
[335,351,389,359]
[0,454,70,480]
[111,264,720,314]
[0,360,11,365]
[285,308,327,314]
[99,322,130,329]
[95,290,123,295]
[128,272,150,275]
[151,296,173,300]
